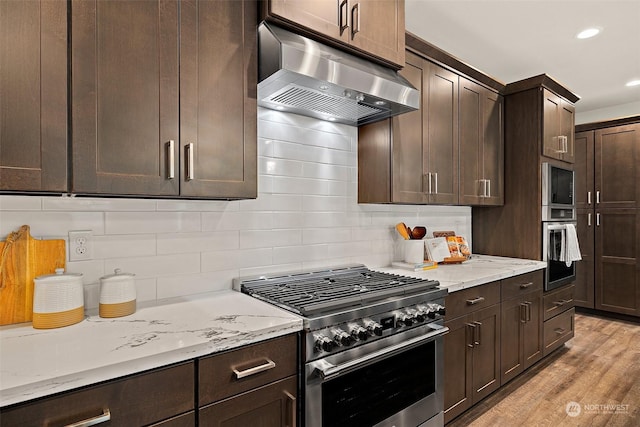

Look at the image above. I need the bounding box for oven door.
[543,221,577,291]
[305,322,447,427]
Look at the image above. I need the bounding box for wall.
[0,109,471,310]
[576,101,640,125]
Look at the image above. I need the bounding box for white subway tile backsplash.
[94,234,157,259]
[106,212,201,234]
[0,196,42,210]
[157,231,239,254]
[0,109,472,306]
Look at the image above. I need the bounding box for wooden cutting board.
[0,225,66,326]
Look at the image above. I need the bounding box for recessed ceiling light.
[577,27,601,39]
[626,80,640,87]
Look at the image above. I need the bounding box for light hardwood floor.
[447,312,640,427]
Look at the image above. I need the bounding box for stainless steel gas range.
[234,264,448,427]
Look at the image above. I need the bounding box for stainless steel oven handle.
[314,326,449,381]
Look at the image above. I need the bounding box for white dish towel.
[560,223,582,267]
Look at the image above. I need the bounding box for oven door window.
[321,340,435,427]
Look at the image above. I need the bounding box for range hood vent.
[258,23,420,126]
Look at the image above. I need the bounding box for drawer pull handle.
[65,409,111,427]
[285,390,296,427]
[554,299,567,306]
[519,282,533,289]
[555,327,566,335]
[233,359,276,379]
[466,296,485,305]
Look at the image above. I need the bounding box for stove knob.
[350,326,369,341]
[415,311,426,323]
[427,309,437,319]
[397,314,414,327]
[333,329,354,346]
[437,305,446,316]
[315,336,336,353]
[366,321,383,336]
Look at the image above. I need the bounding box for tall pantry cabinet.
[573,118,640,315]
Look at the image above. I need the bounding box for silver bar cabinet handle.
[186,143,195,181]
[351,3,360,37]
[428,173,433,194]
[64,409,111,427]
[233,359,276,379]
[166,140,175,179]
[338,0,348,34]
[486,179,491,198]
[588,191,591,205]
[596,212,601,226]
[285,391,297,427]
[433,172,438,194]
[466,296,485,305]
[519,282,533,289]
[596,190,600,204]
[466,323,476,347]
[473,321,482,345]
[588,212,592,227]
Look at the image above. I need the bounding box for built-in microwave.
[541,163,575,221]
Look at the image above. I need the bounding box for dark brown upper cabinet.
[358,52,459,204]
[458,77,504,206]
[542,89,575,163]
[264,0,405,67]
[71,0,256,199]
[0,0,67,192]
[595,123,640,209]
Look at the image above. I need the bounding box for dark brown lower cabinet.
[595,209,640,315]
[500,290,543,385]
[444,303,501,423]
[199,376,297,427]
[0,362,195,426]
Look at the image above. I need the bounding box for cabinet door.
[199,376,297,427]
[575,208,595,308]
[443,314,473,424]
[481,90,504,205]
[390,53,427,204]
[595,123,640,209]
[267,0,349,44]
[542,90,563,160]
[459,78,483,205]
[500,297,525,384]
[522,293,543,369]
[71,0,179,196]
[459,78,503,206]
[0,0,67,192]
[426,63,459,204]
[595,209,640,315]
[470,304,501,403]
[180,0,257,199]
[574,131,595,210]
[347,0,405,66]
[559,100,575,163]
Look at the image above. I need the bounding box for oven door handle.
[313,325,449,381]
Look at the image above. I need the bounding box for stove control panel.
[309,300,446,358]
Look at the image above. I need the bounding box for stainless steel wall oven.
[542,221,577,291]
[235,265,448,427]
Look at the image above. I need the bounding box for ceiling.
[405,0,640,120]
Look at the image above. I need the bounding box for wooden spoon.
[395,223,410,240]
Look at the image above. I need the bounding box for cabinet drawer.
[199,334,297,406]
[543,307,575,356]
[501,270,543,301]
[0,362,195,426]
[445,281,501,319]
[199,376,297,427]
[543,284,575,321]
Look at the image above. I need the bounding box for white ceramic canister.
[99,268,136,318]
[32,268,84,329]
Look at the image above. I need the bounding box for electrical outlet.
[69,230,93,261]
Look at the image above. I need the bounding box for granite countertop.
[0,291,303,408]
[378,254,547,292]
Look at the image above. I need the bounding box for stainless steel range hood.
[258,23,420,126]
